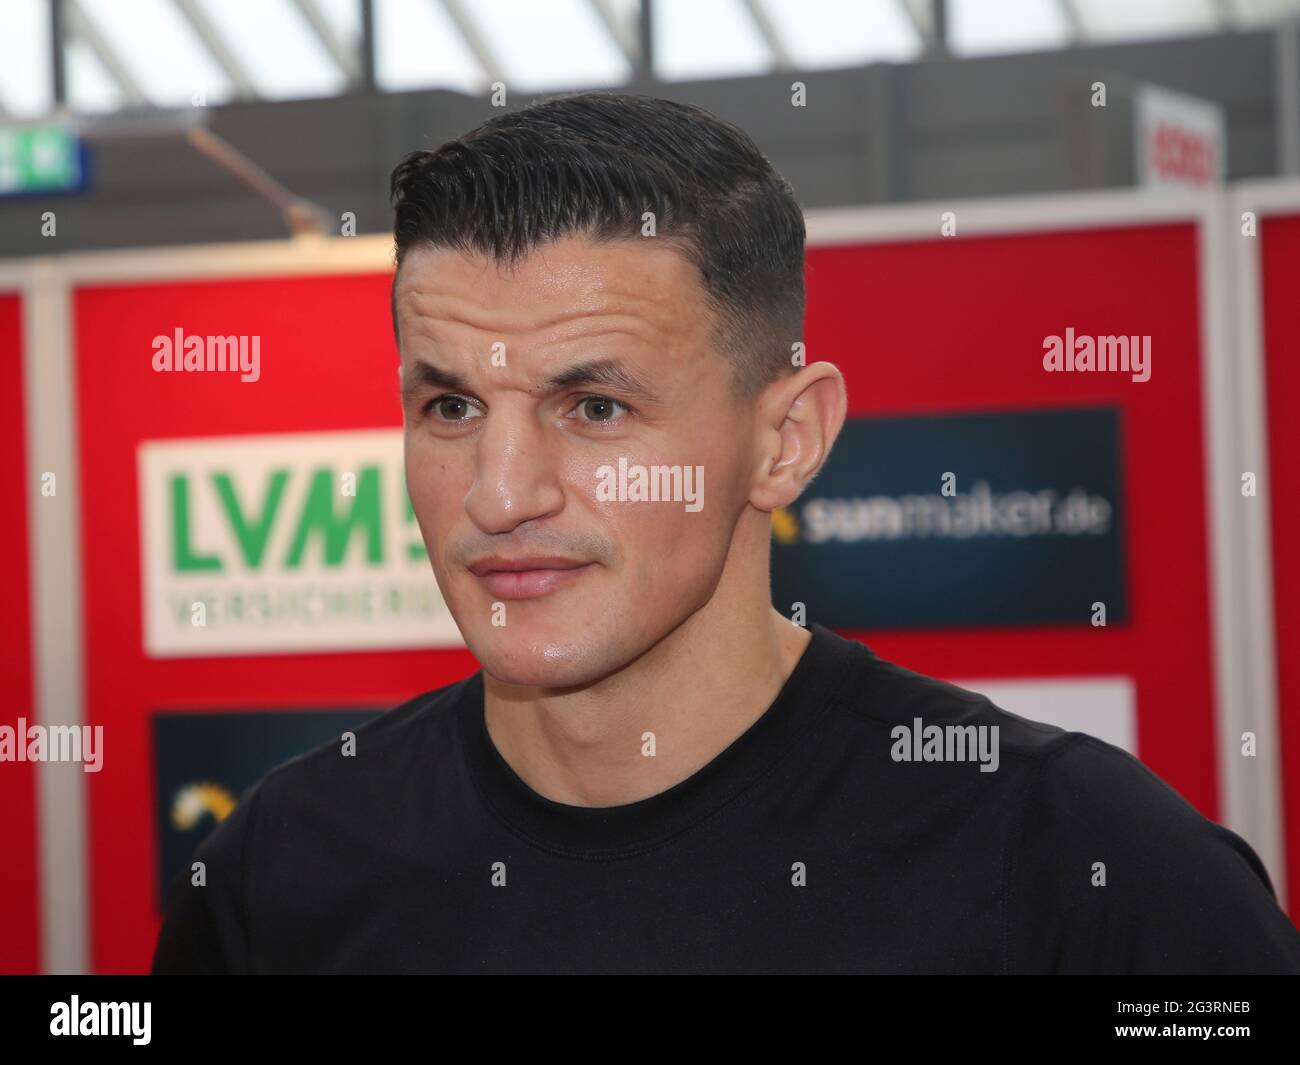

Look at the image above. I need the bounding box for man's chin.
[464,626,616,691]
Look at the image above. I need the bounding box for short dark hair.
[389,90,805,396]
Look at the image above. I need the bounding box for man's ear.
[750,361,847,513]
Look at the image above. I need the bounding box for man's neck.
[481,605,812,809]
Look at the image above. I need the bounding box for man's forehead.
[394,236,705,338]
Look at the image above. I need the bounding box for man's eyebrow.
[543,358,657,400]
[401,360,468,399]
[400,356,660,403]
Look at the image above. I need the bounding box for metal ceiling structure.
[3,0,1300,119]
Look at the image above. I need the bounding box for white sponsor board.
[948,676,1137,754]
[138,429,464,656]
[1134,84,1225,191]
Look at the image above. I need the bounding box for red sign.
[807,223,1220,832]
[0,292,40,974]
[1260,215,1300,916]
[73,273,478,973]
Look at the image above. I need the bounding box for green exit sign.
[0,124,87,196]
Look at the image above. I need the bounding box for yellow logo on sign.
[771,506,800,544]
[170,781,238,830]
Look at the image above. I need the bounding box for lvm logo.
[138,429,464,657]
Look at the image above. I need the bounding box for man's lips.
[467,557,596,600]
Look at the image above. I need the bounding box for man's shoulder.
[1017,729,1270,880]
[238,670,481,818]
[818,630,1283,894]
[1004,729,1300,972]
[815,625,1078,766]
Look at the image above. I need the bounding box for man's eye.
[430,395,482,421]
[575,396,629,423]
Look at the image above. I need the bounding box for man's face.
[395,235,760,688]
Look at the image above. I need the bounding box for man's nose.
[463,407,566,535]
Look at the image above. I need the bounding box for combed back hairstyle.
[389,90,806,396]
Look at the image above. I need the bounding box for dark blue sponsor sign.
[771,407,1125,629]
[152,709,380,911]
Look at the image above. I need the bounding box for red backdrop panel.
[0,292,40,974]
[1260,215,1300,916]
[805,222,1220,847]
[75,222,1244,972]
[74,273,478,974]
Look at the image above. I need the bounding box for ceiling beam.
[587,0,641,69]
[435,0,507,88]
[64,0,150,107]
[1059,0,1087,43]
[289,0,363,85]
[898,0,937,52]
[171,0,260,100]
[739,0,795,71]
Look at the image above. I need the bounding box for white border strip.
[1232,176,1300,211]
[51,233,395,283]
[804,186,1219,244]
[1202,195,1285,897]
[21,262,89,974]
[1225,181,1300,904]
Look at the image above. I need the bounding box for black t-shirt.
[151,624,1300,974]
